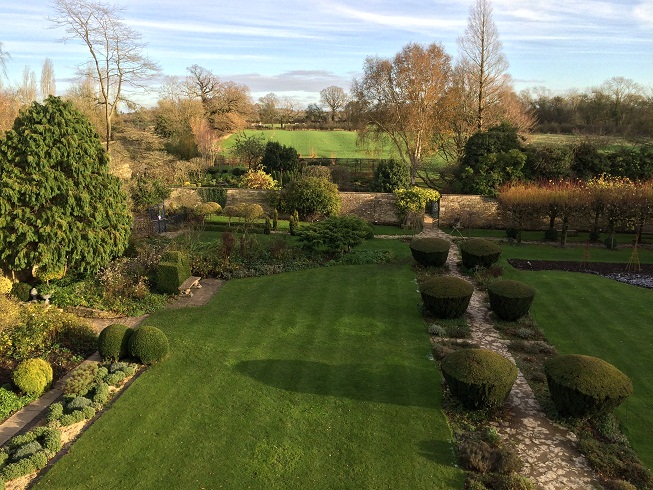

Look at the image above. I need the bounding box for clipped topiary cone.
[420,276,474,318]
[409,237,451,267]
[487,279,536,321]
[544,354,633,418]
[441,348,518,409]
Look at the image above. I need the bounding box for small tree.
[238,169,279,190]
[277,177,340,220]
[232,131,266,169]
[394,187,440,227]
[261,141,301,185]
[0,97,132,278]
[371,159,411,193]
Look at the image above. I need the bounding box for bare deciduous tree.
[50,0,160,151]
[0,42,10,82]
[258,92,279,125]
[17,66,37,105]
[458,0,509,131]
[320,86,348,123]
[40,58,56,99]
[185,64,253,134]
[352,42,454,184]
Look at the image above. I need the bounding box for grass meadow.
[34,242,464,489]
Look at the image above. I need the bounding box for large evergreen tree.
[0,96,133,278]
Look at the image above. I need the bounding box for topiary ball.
[420,276,474,319]
[13,358,53,396]
[441,348,518,409]
[409,237,451,267]
[487,280,536,321]
[98,324,134,362]
[128,326,170,365]
[460,238,502,269]
[544,354,633,418]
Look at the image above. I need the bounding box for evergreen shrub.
[487,280,536,321]
[441,348,518,409]
[409,237,451,266]
[544,354,633,417]
[129,326,169,365]
[12,359,52,397]
[420,276,474,318]
[10,282,31,302]
[62,363,98,396]
[460,238,502,269]
[155,251,191,294]
[97,324,133,362]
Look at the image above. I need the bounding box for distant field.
[221,130,391,159]
[525,133,644,149]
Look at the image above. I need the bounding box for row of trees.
[498,178,653,247]
[521,78,653,137]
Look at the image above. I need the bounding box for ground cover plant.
[34,260,464,489]
[496,245,653,474]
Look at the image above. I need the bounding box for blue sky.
[2,0,652,107]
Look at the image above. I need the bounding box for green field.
[35,248,463,489]
[499,245,653,470]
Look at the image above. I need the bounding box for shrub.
[371,159,410,192]
[420,276,474,319]
[544,355,633,417]
[0,295,20,333]
[0,387,33,421]
[10,282,31,302]
[487,280,536,321]
[238,169,279,190]
[46,402,64,425]
[105,371,127,386]
[441,348,518,409]
[93,382,110,405]
[129,326,170,365]
[98,324,134,362]
[12,359,52,396]
[460,239,502,269]
[297,215,374,254]
[0,274,12,295]
[67,396,93,411]
[155,252,191,294]
[63,363,99,397]
[409,237,451,267]
[393,187,440,223]
[56,319,98,357]
[277,177,340,219]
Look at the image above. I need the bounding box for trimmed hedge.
[487,280,536,321]
[441,348,518,409]
[155,252,191,294]
[98,324,133,362]
[460,238,502,269]
[12,359,52,397]
[409,237,451,267]
[129,326,169,365]
[544,354,633,417]
[420,276,474,319]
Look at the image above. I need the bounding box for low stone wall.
[224,189,401,224]
[438,194,507,229]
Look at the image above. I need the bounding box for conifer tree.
[0,96,133,278]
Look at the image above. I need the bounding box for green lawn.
[221,129,383,159]
[499,249,653,470]
[35,259,463,489]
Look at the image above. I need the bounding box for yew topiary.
[409,237,451,267]
[487,280,536,321]
[460,238,502,269]
[441,348,518,409]
[12,359,53,397]
[98,324,134,362]
[128,326,169,365]
[420,276,474,318]
[544,354,633,418]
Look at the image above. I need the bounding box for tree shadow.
[234,359,435,409]
[417,439,456,463]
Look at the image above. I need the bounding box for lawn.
[35,256,463,488]
[499,247,653,470]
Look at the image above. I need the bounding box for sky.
[2,0,653,107]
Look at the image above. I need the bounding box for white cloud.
[634,0,653,25]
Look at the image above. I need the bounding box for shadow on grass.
[418,439,457,463]
[235,359,435,409]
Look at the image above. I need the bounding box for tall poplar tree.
[0,96,133,279]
